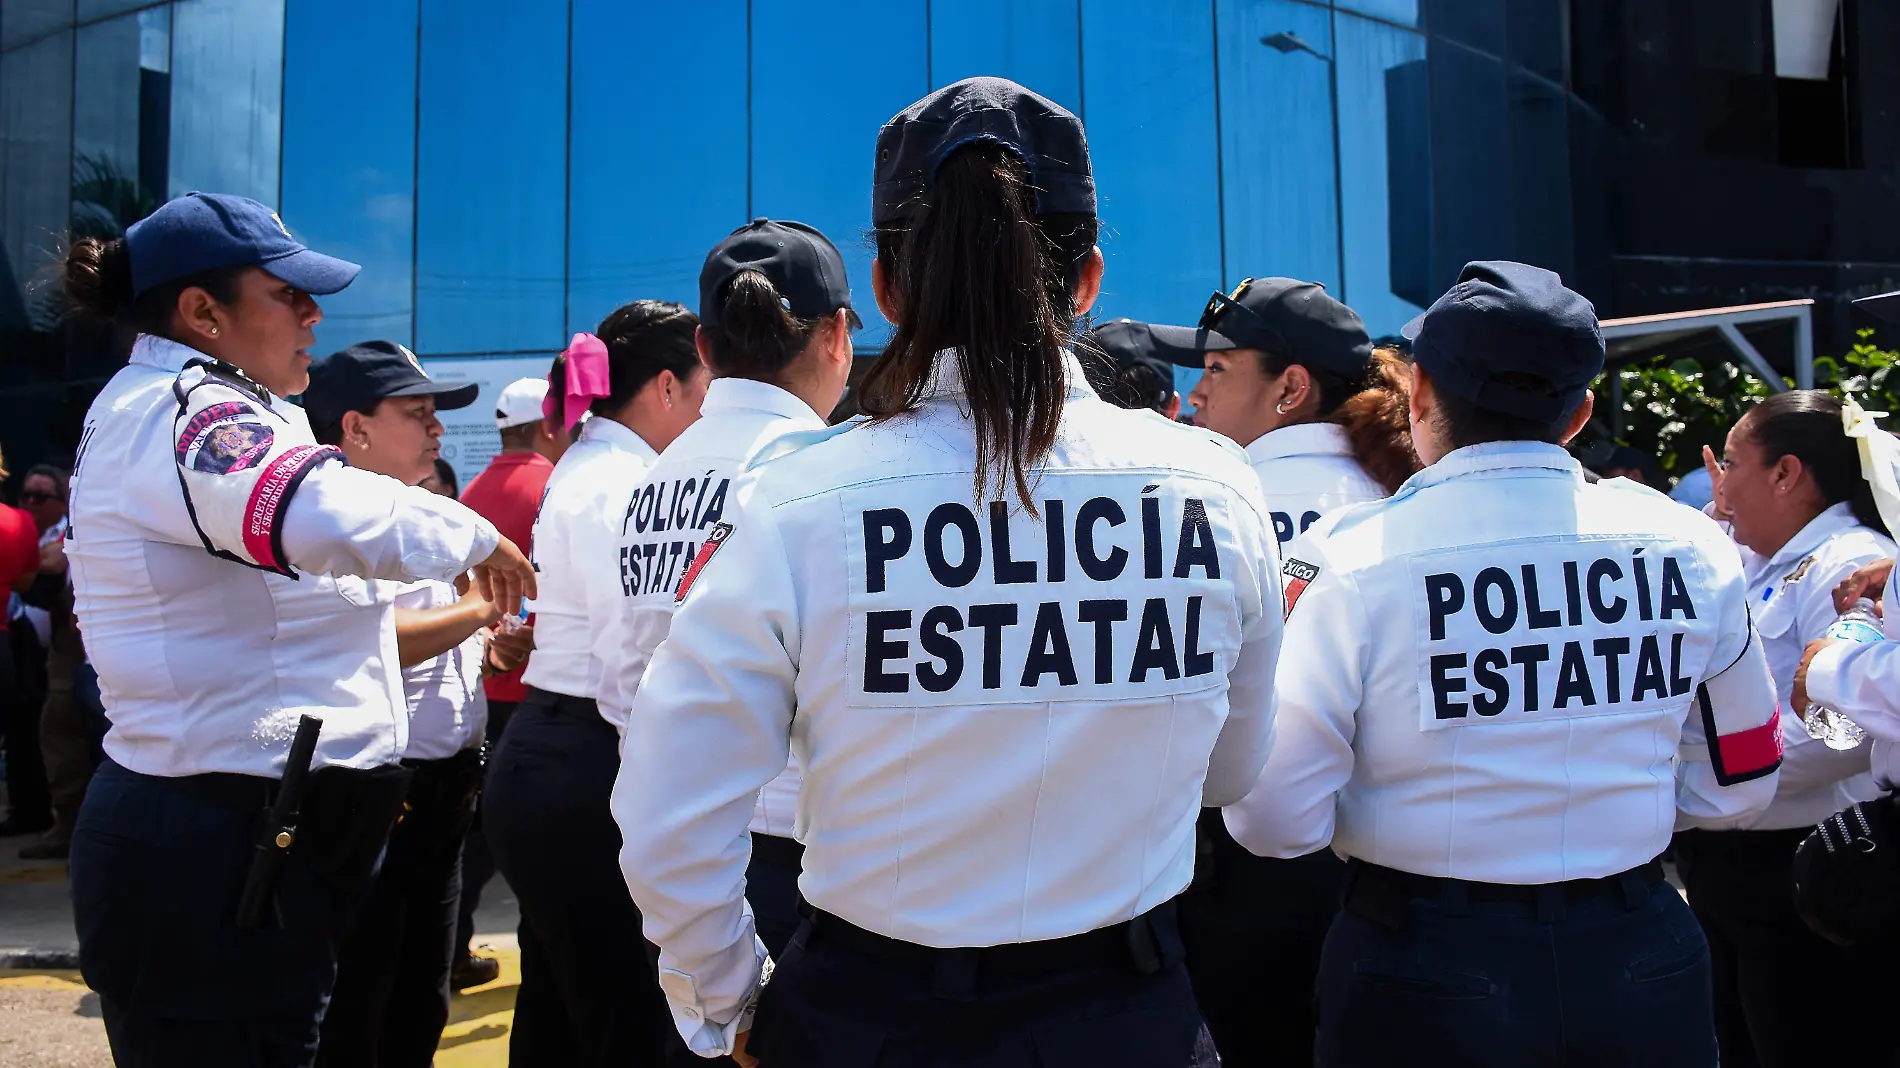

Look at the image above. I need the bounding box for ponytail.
[862,142,1097,510]
[1330,347,1420,494]
[62,233,244,337]
[704,270,853,382]
[545,299,699,428]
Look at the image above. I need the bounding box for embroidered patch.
[175,401,256,458]
[1783,555,1816,586]
[1283,558,1320,620]
[189,421,275,474]
[673,522,733,604]
[242,445,341,572]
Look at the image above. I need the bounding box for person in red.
[0,448,43,837]
[451,375,567,988]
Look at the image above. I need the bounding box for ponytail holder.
[547,333,613,435]
[1841,395,1900,536]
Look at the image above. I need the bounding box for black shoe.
[451,952,501,991]
[0,815,53,837]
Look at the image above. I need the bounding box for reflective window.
[1336,0,1418,28]
[567,0,746,336]
[1504,70,1572,277]
[1503,0,1565,81]
[1418,35,1506,305]
[928,0,1080,114]
[1334,12,1428,336]
[1,30,74,325]
[1422,0,1502,56]
[415,0,566,355]
[169,0,284,205]
[2,1,73,51]
[282,0,417,353]
[78,0,157,21]
[72,6,169,240]
[1217,0,1339,293]
[1081,0,1223,340]
[750,0,928,347]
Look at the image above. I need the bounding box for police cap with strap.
[699,218,857,333]
[1401,260,1603,422]
[302,341,478,431]
[872,76,1093,227]
[125,191,360,299]
[1153,276,1371,380]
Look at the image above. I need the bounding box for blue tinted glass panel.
[415,0,566,355]
[1217,0,1338,294]
[929,0,1079,114]
[73,8,169,239]
[1337,0,1418,27]
[169,0,283,205]
[1081,0,1223,363]
[1423,36,1507,300]
[77,0,152,20]
[2,0,73,50]
[1334,14,1427,337]
[1504,0,1564,80]
[282,0,416,353]
[750,0,928,347]
[1,30,73,324]
[567,0,746,335]
[1422,0,1502,56]
[1506,70,1571,278]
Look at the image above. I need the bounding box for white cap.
[496,377,548,430]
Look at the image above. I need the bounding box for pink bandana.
[546,333,612,434]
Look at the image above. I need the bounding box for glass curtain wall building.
[14,0,1889,473]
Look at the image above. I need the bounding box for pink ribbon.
[546,333,613,434]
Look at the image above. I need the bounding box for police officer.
[599,219,856,968]
[300,342,532,1066]
[482,300,705,1064]
[1225,261,1783,1068]
[1152,279,1419,1065]
[1076,319,1183,418]
[58,192,534,1066]
[614,77,1281,1068]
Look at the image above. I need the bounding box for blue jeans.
[1316,866,1717,1068]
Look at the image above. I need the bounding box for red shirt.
[459,451,555,703]
[0,504,37,604]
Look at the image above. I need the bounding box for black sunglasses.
[18,491,57,505]
[1199,278,1290,355]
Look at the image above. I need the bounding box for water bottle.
[1804,598,1885,750]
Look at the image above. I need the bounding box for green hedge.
[1596,329,1900,486]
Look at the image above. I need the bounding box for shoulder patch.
[674,522,734,604]
[1784,555,1816,586]
[1283,557,1320,619]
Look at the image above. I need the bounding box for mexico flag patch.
[1283,558,1320,620]
[674,522,734,604]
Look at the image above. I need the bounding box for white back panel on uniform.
[1227,443,1784,883]
[1245,422,1385,549]
[614,354,1283,1037]
[521,416,659,702]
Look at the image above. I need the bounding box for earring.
[1275,402,1291,414]
[208,326,219,336]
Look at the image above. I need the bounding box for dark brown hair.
[861,141,1098,509]
[1434,370,1572,450]
[1739,390,1889,537]
[703,270,855,382]
[63,234,246,337]
[1327,346,1420,494]
[546,300,700,428]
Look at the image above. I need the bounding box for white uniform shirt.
[521,416,659,701]
[1721,502,1890,829]
[613,352,1283,1057]
[395,579,489,761]
[1226,442,1784,883]
[596,378,823,837]
[68,336,499,778]
[1805,557,1900,790]
[1246,422,1385,549]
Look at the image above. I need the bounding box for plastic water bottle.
[1804,598,1884,750]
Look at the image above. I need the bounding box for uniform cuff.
[1806,642,1854,714]
[657,938,770,1059]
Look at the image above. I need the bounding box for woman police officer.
[615,77,1283,1068]
[59,192,533,1066]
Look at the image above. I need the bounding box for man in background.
[450,375,563,987]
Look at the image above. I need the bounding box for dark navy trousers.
[1315,863,1718,1068]
[70,759,363,1068]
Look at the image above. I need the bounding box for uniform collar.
[920,348,1098,402]
[578,414,660,462]
[131,334,281,404]
[701,378,825,429]
[1766,501,1861,569]
[1245,422,1352,465]
[1397,441,1582,497]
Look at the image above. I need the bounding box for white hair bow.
[1842,395,1900,535]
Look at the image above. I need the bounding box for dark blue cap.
[699,218,856,333]
[1401,261,1603,422]
[1154,276,1371,378]
[1078,319,1181,408]
[125,192,361,299]
[302,340,477,431]
[872,77,1093,227]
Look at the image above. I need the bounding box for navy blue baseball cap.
[873,77,1093,227]
[125,192,361,299]
[1080,319,1192,394]
[302,340,477,431]
[1153,277,1372,379]
[699,218,857,333]
[1401,261,1603,422]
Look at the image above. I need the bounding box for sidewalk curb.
[1,949,81,970]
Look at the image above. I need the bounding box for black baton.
[236,714,323,929]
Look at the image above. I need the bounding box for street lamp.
[1260,29,1346,302]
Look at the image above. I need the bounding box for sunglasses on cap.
[1199,278,1290,355]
